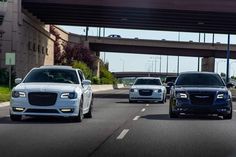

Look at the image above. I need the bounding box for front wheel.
[223,110,232,120]
[71,99,83,122]
[84,98,93,118]
[10,114,22,121]
[169,105,178,118]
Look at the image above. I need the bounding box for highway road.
[1,89,236,157]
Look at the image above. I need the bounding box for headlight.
[130,89,138,92]
[12,91,26,98]
[61,92,77,99]
[217,93,227,99]
[176,93,188,99]
[154,89,162,93]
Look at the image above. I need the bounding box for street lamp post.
[120,59,125,72]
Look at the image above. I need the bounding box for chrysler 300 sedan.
[129,77,166,103]
[169,72,232,119]
[10,66,93,122]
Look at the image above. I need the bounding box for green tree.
[72,61,93,80]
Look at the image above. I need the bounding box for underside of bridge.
[22,0,236,34]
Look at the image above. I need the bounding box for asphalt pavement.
[0,89,236,157]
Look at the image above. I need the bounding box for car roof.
[39,65,74,70]
[179,71,218,75]
[136,77,161,79]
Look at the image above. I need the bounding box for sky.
[59,25,236,76]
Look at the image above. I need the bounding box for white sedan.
[129,77,166,103]
[10,66,93,122]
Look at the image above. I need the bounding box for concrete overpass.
[113,72,177,78]
[71,35,236,59]
[22,0,236,34]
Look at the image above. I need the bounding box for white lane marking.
[133,116,140,121]
[233,110,236,112]
[141,108,146,112]
[117,129,129,140]
[146,104,149,107]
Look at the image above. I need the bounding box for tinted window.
[24,69,79,84]
[175,73,225,86]
[165,76,177,83]
[134,79,162,85]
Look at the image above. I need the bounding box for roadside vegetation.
[50,25,117,85]
[0,86,10,103]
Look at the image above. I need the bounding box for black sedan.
[169,72,232,119]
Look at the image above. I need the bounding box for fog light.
[217,109,227,112]
[13,107,24,112]
[60,108,73,113]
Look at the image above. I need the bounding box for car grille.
[139,89,153,96]
[189,93,215,105]
[25,109,59,113]
[28,92,57,106]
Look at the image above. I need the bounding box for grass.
[0,86,11,103]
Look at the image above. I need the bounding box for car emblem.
[195,96,209,99]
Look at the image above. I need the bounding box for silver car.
[10,66,93,122]
[129,77,166,103]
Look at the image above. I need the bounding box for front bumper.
[10,98,80,117]
[172,99,232,115]
[129,92,164,102]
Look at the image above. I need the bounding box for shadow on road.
[0,116,84,124]
[141,114,223,121]
[94,93,128,99]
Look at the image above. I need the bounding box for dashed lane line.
[146,104,149,107]
[133,116,140,121]
[117,129,129,140]
[141,108,146,112]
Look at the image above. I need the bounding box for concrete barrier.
[230,89,236,101]
[91,84,123,92]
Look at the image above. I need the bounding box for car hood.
[175,86,228,93]
[131,85,164,89]
[14,83,79,92]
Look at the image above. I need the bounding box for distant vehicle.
[10,66,93,122]
[129,77,166,103]
[169,72,233,119]
[108,34,121,38]
[165,76,177,94]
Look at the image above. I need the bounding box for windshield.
[23,69,79,84]
[175,73,225,87]
[166,76,177,83]
[134,79,162,85]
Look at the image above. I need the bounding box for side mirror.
[15,78,22,84]
[226,83,234,89]
[82,80,91,86]
[167,82,174,87]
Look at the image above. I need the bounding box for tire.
[160,95,165,104]
[71,99,83,122]
[223,110,232,120]
[169,105,178,118]
[84,98,93,118]
[10,114,22,121]
[129,99,134,103]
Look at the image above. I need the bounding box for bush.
[92,76,100,84]
[0,68,8,85]
[72,61,93,80]
[100,65,117,84]
[0,68,16,87]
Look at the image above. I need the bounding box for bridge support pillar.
[201,57,215,72]
[94,59,100,78]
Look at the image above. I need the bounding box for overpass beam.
[201,57,215,72]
